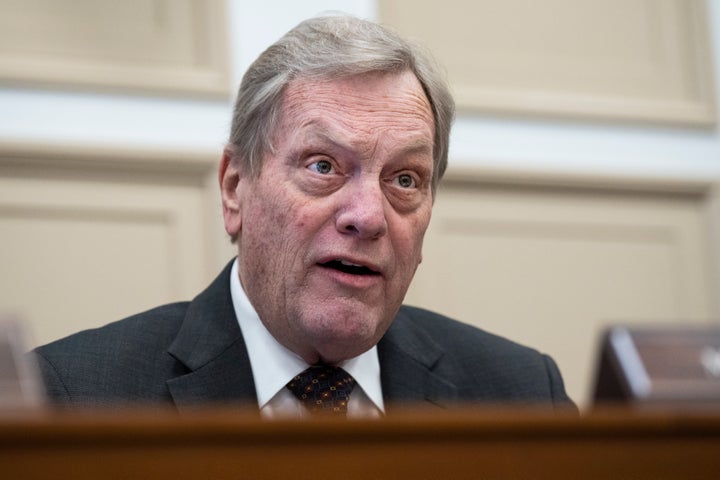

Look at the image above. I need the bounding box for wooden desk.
[1,408,719,479]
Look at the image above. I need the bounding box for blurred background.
[1,0,719,410]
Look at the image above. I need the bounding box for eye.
[395,173,416,189]
[307,159,334,175]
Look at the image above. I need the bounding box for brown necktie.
[286,365,356,416]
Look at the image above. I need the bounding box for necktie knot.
[287,365,356,416]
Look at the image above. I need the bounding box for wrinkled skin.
[220,70,436,364]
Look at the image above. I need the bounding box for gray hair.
[227,14,455,194]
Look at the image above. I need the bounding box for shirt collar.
[229,258,384,412]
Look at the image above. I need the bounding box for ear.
[219,147,244,237]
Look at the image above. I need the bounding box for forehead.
[277,71,435,149]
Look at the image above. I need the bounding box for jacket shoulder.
[33,302,191,405]
[396,305,538,357]
[36,302,189,356]
[394,305,575,409]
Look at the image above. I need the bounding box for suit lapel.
[378,307,459,412]
[166,261,259,413]
[164,263,457,414]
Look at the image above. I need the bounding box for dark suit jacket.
[34,261,576,413]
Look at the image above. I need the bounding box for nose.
[335,180,388,239]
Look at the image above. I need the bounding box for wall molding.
[441,164,717,196]
[0,140,217,177]
[380,0,717,126]
[0,139,233,279]
[0,0,230,98]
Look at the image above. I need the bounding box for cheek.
[286,197,330,237]
[249,183,296,234]
[241,196,289,264]
[247,193,320,268]
[398,210,431,262]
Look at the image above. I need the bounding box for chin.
[316,339,374,364]
[303,316,383,362]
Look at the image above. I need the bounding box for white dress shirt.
[229,259,385,419]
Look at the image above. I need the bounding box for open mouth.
[321,259,380,276]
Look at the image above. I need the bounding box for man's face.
[220,70,436,364]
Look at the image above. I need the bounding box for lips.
[319,258,382,276]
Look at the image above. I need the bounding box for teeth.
[339,259,363,267]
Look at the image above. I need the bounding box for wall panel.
[0,143,235,348]
[380,0,716,125]
[0,0,229,97]
[405,170,718,407]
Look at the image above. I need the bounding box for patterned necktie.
[286,365,356,416]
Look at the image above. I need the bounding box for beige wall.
[0,143,236,348]
[406,169,719,407]
[380,0,715,125]
[378,0,719,407]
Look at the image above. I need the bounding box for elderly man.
[34,15,575,417]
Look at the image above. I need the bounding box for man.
[34,15,575,417]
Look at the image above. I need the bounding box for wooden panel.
[0,0,229,97]
[0,143,235,348]
[406,171,717,408]
[1,409,720,479]
[379,0,716,125]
